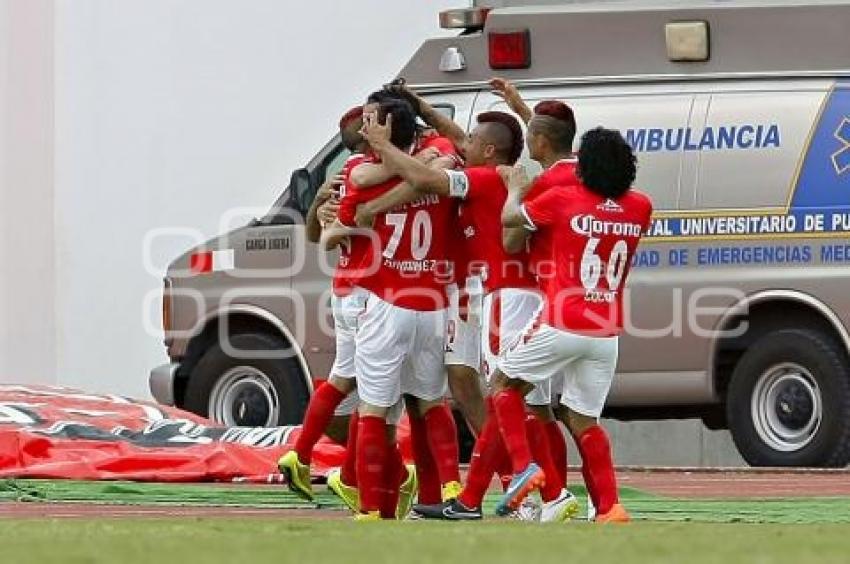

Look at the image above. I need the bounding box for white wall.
[0,0,56,385]
[3,0,461,397]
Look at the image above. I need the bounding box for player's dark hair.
[367,89,403,106]
[530,101,576,154]
[577,127,637,199]
[476,111,524,164]
[377,98,417,150]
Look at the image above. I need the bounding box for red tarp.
[0,385,376,482]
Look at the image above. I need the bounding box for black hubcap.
[231,387,270,427]
[774,382,814,430]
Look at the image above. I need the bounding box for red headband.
[339,106,364,130]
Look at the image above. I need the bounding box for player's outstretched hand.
[414,147,440,164]
[316,173,345,204]
[384,78,422,114]
[498,163,532,195]
[489,77,532,124]
[354,203,377,229]
[317,199,340,227]
[360,112,392,149]
[489,77,519,100]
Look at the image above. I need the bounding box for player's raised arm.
[361,113,452,196]
[489,78,533,125]
[388,82,466,150]
[356,156,455,227]
[500,163,535,228]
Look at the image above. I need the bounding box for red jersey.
[418,131,463,167]
[338,158,452,311]
[523,183,652,336]
[523,159,578,289]
[331,153,368,297]
[417,133,470,285]
[445,166,536,294]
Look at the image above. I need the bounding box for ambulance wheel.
[726,329,850,467]
[184,333,309,427]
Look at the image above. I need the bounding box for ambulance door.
[685,80,834,381]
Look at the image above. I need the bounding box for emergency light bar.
[439,7,490,30]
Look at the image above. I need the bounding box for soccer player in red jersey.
[360,88,564,520]
[278,106,368,502]
[491,78,580,520]
[350,93,468,509]
[324,99,461,520]
[281,93,461,515]
[356,88,486,443]
[497,127,653,522]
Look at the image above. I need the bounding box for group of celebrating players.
[277,78,652,523]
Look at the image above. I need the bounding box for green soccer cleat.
[278,450,314,501]
[397,464,418,519]
[327,468,359,513]
[441,480,463,502]
[354,511,381,522]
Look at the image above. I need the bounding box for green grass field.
[1,519,849,564]
[3,480,850,563]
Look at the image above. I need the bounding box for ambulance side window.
[321,146,352,184]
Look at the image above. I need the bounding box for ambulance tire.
[184,332,309,427]
[726,329,850,467]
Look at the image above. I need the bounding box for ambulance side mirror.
[289,167,315,216]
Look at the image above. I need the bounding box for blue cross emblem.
[831,117,850,174]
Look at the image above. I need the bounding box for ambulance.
[150,0,850,467]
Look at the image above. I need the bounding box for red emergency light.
[190,251,213,274]
[488,29,531,70]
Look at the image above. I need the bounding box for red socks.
[525,415,562,503]
[458,398,505,509]
[492,389,533,474]
[408,412,441,504]
[294,383,346,463]
[545,420,568,488]
[577,425,618,515]
[379,442,405,519]
[424,403,461,486]
[340,412,359,486]
[356,415,388,514]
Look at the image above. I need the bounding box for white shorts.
[445,282,482,371]
[330,288,368,380]
[498,323,619,418]
[334,389,360,417]
[481,288,551,406]
[355,292,447,409]
[329,289,367,416]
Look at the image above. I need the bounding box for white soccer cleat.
[540,489,580,523]
[512,495,542,522]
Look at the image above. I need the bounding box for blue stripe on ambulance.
[791,83,850,210]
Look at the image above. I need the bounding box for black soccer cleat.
[410,499,483,521]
